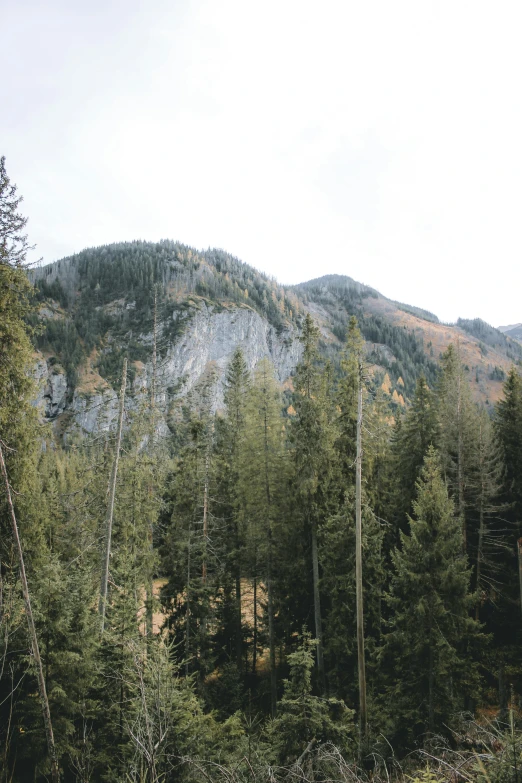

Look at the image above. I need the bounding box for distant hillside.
[28,242,522,437]
[294,274,522,403]
[498,322,522,342]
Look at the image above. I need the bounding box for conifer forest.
[2,159,522,783]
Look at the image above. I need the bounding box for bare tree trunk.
[355,374,367,751]
[499,659,508,723]
[99,358,127,633]
[311,515,325,693]
[151,290,157,423]
[267,530,277,717]
[518,538,522,620]
[235,526,242,672]
[428,636,434,734]
[0,441,60,782]
[456,342,466,551]
[202,448,210,585]
[185,524,191,677]
[252,570,257,676]
[146,294,158,639]
[263,401,277,717]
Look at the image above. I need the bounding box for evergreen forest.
[2,158,522,783]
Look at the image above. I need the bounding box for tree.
[345,316,367,748]
[496,367,522,528]
[215,348,250,671]
[237,358,288,716]
[0,156,32,269]
[292,314,338,693]
[389,376,439,539]
[382,448,482,747]
[321,491,384,706]
[266,631,354,766]
[0,157,60,781]
[437,343,479,553]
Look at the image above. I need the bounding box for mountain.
[498,322,522,342]
[29,240,522,437]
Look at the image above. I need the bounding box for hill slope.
[29,242,522,436]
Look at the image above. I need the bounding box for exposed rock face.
[33,360,68,418]
[152,303,301,410]
[35,303,302,436]
[69,388,119,434]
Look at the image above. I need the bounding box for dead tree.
[99,358,127,633]
[355,357,368,751]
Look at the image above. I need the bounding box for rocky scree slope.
[29,241,522,437]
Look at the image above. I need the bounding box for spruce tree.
[437,343,479,553]
[496,366,522,527]
[387,376,439,549]
[382,448,482,747]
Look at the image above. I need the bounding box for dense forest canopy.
[2,158,522,782]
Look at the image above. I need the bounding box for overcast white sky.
[2,0,521,326]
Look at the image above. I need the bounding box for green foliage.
[266,631,354,765]
[381,448,483,748]
[3,174,522,778]
[458,318,522,361]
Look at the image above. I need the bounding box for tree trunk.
[476,425,486,620]
[267,529,277,717]
[428,637,435,733]
[0,442,60,783]
[185,524,191,677]
[235,528,242,672]
[311,516,325,693]
[456,346,466,552]
[263,401,277,717]
[146,293,158,639]
[518,538,522,620]
[499,659,508,724]
[355,373,368,751]
[202,447,210,585]
[99,358,127,633]
[252,573,257,676]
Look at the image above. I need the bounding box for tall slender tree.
[238,358,287,716]
[292,314,337,693]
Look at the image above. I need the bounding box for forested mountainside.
[0,137,521,783]
[30,241,522,440]
[499,322,522,342]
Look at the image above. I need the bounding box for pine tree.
[382,448,482,747]
[266,631,354,766]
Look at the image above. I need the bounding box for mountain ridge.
[29,240,522,437]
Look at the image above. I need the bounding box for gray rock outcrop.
[35,303,302,437]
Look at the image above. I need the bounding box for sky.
[2,0,522,326]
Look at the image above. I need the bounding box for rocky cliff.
[34,300,301,437]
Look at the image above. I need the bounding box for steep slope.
[498,323,522,342]
[294,275,522,403]
[29,242,522,437]
[30,241,303,435]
